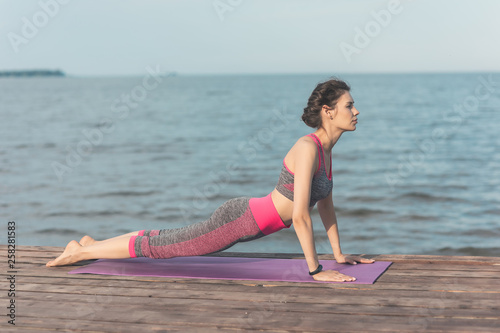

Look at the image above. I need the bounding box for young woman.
[47,78,375,282]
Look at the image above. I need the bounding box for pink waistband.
[249,193,290,235]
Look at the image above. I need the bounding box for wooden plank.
[15,290,500,319]
[3,320,190,333]
[4,318,206,333]
[4,276,498,296]
[16,283,499,309]
[4,245,500,264]
[12,282,500,310]
[3,270,500,293]
[15,301,500,332]
[9,276,500,300]
[3,276,499,297]
[5,271,499,294]
[8,253,500,275]
[382,269,500,278]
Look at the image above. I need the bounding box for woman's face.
[327,91,359,131]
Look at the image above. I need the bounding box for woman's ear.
[322,105,331,117]
[322,105,336,120]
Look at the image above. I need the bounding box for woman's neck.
[314,127,343,152]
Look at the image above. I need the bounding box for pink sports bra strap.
[307,133,323,174]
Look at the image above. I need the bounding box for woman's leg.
[79,231,142,246]
[132,197,265,259]
[47,197,265,266]
[46,235,132,267]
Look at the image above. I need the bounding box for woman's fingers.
[359,257,375,264]
[352,256,375,264]
[345,255,376,264]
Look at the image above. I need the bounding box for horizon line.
[1,69,499,78]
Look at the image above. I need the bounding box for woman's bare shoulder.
[284,135,319,171]
[290,135,318,154]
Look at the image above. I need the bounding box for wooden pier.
[1,245,499,332]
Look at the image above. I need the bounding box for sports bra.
[275,133,333,207]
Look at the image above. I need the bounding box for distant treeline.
[0,69,65,77]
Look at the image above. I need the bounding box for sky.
[1,0,499,76]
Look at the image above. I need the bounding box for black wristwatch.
[308,264,323,276]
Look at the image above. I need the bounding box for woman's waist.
[271,189,297,226]
[249,191,292,235]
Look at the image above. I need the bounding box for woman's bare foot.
[46,240,83,267]
[79,235,98,246]
[312,269,357,282]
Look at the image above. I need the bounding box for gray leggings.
[129,197,266,259]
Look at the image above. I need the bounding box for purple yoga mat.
[69,256,391,284]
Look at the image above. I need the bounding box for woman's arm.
[317,194,375,265]
[317,193,342,258]
[290,137,370,282]
[290,138,321,272]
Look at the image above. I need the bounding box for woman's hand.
[312,269,356,282]
[335,254,375,265]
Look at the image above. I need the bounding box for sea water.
[1,73,499,256]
